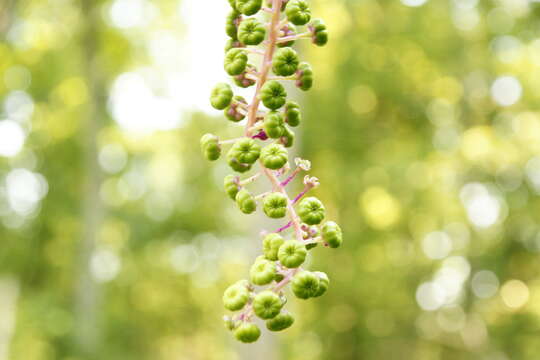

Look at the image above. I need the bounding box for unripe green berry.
[223,283,250,311]
[224,96,247,122]
[228,0,238,11]
[260,80,287,110]
[252,290,283,319]
[261,143,288,170]
[249,257,277,285]
[291,270,320,299]
[313,271,329,297]
[236,189,257,214]
[238,18,266,45]
[298,196,325,225]
[200,133,221,161]
[309,18,328,46]
[296,62,313,91]
[226,10,242,40]
[306,242,318,250]
[264,112,286,139]
[234,322,261,343]
[284,101,301,127]
[274,272,284,282]
[272,47,299,76]
[210,83,234,110]
[280,126,295,148]
[224,48,248,76]
[224,316,236,331]
[285,0,311,26]
[228,138,261,164]
[224,175,240,200]
[321,221,343,248]
[278,239,307,268]
[228,157,252,173]
[277,23,297,48]
[236,0,262,15]
[263,192,288,218]
[263,233,285,261]
[266,312,295,331]
[233,65,257,88]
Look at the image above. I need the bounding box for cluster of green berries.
[202,0,341,343]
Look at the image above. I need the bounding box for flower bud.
[263,233,284,260]
[266,312,295,331]
[263,193,288,219]
[285,0,311,26]
[224,48,248,76]
[224,96,247,122]
[228,138,261,164]
[223,282,250,311]
[272,47,299,76]
[313,271,329,297]
[284,101,301,127]
[253,290,283,319]
[200,133,221,161]
[236,0,262,15]
[321,221,343,248]
[226,10,242,40]
[249,257,277,285]
[297,196,325,225]
[308,18,328,46]
[236,188,257,214]
[260,143,288,170]
[238,18,266,45]
[234,322,261,343]
[278,23,297,48]
[224,175,240,200]
[264,112,286,139]
[260,80,287,110]
[210,83,234,110]
[295,62,313,91]
[291,270,320,299]
[277,239,307,268]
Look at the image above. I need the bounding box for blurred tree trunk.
[74,0,105,356]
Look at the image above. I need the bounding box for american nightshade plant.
[203,0,341,343]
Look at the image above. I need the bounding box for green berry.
[260,143,288,170]
[252,290,283,319]
[224,96,247,122]
[223,282,250,311]
[224,48,248,76]
[233,64,257,88]
[284,101,301,127]
[234,322,261,343]
[298,196,325,225]
[306,242,318,250]
[263,233,284,261]
[228,156,252,173]
[285,0,311,26]
[280,126,295,148]
[200,133,221,161]
[274,272,285,282]
[277,23,297,48]
[224,175,240,200]
[236,188,257,214]
[238,18,266,45]
[313,271,329,297]
[228,138,261,164]
[272,47,299,76]
[250,257,277,285]
[226,10,242,40]
[260,80,287,110]
[266,312,295,331]
[296,62,313,91]
[278,239,307,268]
[321,221,343,248]
[228,0,238,10]
[236,0,262,15]
[264,112,286,139]
[308,18,328,46]
[263,192,288,218]
[291,271,320,299]
[224,316,236,331]
[210,83,233,110]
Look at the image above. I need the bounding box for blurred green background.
[2,0,540,359]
